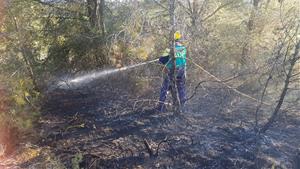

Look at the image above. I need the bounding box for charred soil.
[2,69,300,169]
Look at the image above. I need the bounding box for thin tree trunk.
[99,0,106,35]
[9,9,40,91]
[87,0,105,34]
[169,0,180,112]
[87,0,97,28]
[20,47,40,91]
[241,0,260,66]
[254,40,286,130]
[260,40,300,134]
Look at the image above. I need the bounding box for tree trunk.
[87,0,105,34]
[87,0,97,28]
[99,0,106,35]
[260,40,300,134]
[241,0,260,66]
[169,0,180,112]
[20,47,40,92]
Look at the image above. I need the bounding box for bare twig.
[153,0,168,10]
[88,159,97,169]
[143,139,154,157]
[155,137,169,156]
[186,72,248,102]
[202,1,235,22]
[254,73,272,130]
[185,80,206,102]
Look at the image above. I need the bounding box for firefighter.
[157,31,187,112]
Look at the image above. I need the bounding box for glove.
[159,55,170,65]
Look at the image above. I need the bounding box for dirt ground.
[1,67,299,169]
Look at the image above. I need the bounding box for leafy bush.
[0,76,41,156]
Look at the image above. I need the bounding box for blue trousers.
[158,67,186,111]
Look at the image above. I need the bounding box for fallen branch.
[143,139,154,157]
[155,137,169,156]
[143,137,169,158]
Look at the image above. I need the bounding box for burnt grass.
[27,68,300,169]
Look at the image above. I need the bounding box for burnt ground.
[1,66,300,169]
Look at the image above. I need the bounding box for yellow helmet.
[174,31,182,40]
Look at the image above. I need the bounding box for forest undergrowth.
[1,66,299,169]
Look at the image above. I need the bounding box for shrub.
[0,77,40,157]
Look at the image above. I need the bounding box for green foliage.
[0,74,40,141]
[71,153,83,169]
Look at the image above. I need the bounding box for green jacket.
[166,43,187,69]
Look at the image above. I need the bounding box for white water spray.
[56,59,159,89]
